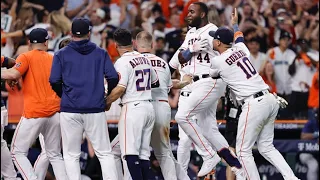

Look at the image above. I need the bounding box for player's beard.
[188,16,202,28]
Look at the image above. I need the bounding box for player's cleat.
[231,167,246,180]
[198,155,220,177]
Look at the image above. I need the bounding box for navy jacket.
[49,40,119,113]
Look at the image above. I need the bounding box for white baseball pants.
[34,133,50,180]
[175,78,226,161]
[60,112,118,180]
[236,93,298,180]
[118,101,155,160]
[1,107,18,180]
[111,101,190,180]
[11,113,67,180]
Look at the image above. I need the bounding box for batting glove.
[273,93,288,109]
[189,39,209,53]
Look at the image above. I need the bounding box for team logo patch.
[15,62,21,68]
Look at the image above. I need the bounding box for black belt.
[253,91,266,98]
[193,74,211,82]
[242,90,269,105]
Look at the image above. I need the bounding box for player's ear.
[200,12,205,19]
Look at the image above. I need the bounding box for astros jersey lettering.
[114,51,158,103]
[210,42,269,101]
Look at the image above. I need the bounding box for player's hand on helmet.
[189,38,209,53]
[231,8,239,25]
[273,93,288,109]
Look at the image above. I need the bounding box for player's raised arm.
[231,8,244,44]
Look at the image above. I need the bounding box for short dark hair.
[113,28,132,46]
[59,38,72,49]
[192,2,209,17]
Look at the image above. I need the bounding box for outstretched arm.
[231,8,244,44]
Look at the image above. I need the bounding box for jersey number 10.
[135,69,151,91]
[236,57,257,79]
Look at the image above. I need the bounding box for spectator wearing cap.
[267,30,295,102]
[90,7,109,46]
[288,39,318,118]
[247,37,267,73]
[1,28,68,180]
[267,8,297,47]
[49,18,119,180]
[153,16,167,39]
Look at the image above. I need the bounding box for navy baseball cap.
[29,28,49,43]
[208,27,234,45]
[71,18,92,36]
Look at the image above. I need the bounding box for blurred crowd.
[1,0,319,121]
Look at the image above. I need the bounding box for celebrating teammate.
[110,31,192,180]
[174,2,245,178]
[208,8,299,180]
[49,18,119,180]
[106,28,158,180]
[1,28,68,180]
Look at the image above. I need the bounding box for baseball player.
[1,56,18,180]
[49,18,119,180]
[176,2,244,178]
[106,28,158,180]
[33,38,72,180]
[169,50,206,172]
[208,8,299,180]
[110,31,192,180]
[1,28,68,180]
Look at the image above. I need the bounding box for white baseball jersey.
[179,23,220,76]
[209,42,269,101]
[142,53,172,100]
[267,47,296,94]
[114,51,158,104]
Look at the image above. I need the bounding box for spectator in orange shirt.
[260,61,277,93]
[1,28,68,180]
[308,65,319,120]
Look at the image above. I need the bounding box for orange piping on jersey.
[11,118,29,180]
[112,141,119,150]
[234,31,244,41]
[12,157,28,180]
[34,153,44,170]
[269,48,275,60]
[185,80,218,158]
[239,103,251,180]
[299,52,312,67]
